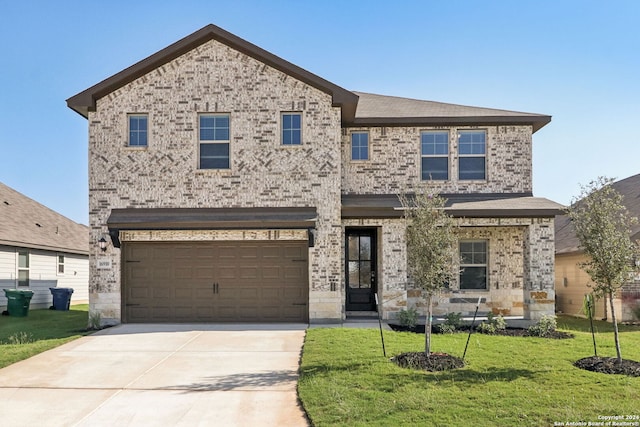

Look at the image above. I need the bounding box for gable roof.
[66,24,359,122]
[0,182,88,255]
[67,24,550,133]
[352,92,551,133]
[555,173,640,254]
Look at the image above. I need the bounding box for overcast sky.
[1,1,638,225]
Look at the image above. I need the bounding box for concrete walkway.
[0,324,309,427]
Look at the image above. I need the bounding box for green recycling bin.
[3,289,34,317]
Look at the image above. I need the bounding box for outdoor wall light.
[98,237,108,252]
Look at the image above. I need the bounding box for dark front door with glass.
[346,229,377,311]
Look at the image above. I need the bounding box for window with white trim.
[57,254,65,275]
[458,130,486,180]
[18,249,30,287]
[421,131,449,180]
[199,114,230,169]
[459,240,488,290]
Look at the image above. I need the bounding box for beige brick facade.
[88,39,343,324]
[75,25,557,325]
[342,125,532,194]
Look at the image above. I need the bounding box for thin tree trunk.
[608,290,622,363]
[425,294,433,355]
[602,297,608,321]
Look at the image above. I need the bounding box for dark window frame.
[459,240,488,290]
[199,113,231,170]
[351,132,369,161]
[281,112,302,145]
[458,130,486,180]
[421,130,449,180]
[128,114,148,147]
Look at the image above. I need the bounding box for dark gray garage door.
[122,241,308,323]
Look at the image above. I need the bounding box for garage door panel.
[123,241,308,322]
[152,287,171,299]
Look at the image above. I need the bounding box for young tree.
[568,177,640,363]
[400,192,457,355]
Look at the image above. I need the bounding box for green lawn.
[0,305,91,369]
[299,316,640,427]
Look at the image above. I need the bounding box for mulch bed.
[388,324,574,339]
[391,352,465,371]
[574,356,640,377]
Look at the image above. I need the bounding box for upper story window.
[199,114,230,169]
[351,132,369,160]
[18,249,29,287]
[458,130,486,180]
[57,254,65,275]
[459,240,488,290]
[128,114,148,147]
[282,113,302,145]
[421,131,449,180]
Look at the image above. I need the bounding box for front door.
[346,229,377,311]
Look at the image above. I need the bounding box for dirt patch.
[388,324,574,339]
[574,356,640,377]
[391,352,465,372]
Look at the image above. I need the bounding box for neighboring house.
[0,182,89,309]
[555,173,640,321]
[67,24,562,326]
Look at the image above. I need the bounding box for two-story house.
[67,24,562,326]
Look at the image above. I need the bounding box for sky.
[1,1,638,225]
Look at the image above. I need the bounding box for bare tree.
[400,192,457,355]
[568,177,640,362]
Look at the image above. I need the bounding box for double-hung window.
[128,114,148,147]
[57,254,65,275]
[351,132,369,160]
[282,113,302,145]
[458,130,486,180]
[421,131,449,180]
[199,114,230,169]
[459,240,488,290]
[18,250,29,287]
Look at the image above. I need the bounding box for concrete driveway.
[0,324,309,426]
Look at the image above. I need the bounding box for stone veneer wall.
[342,217,556,321]
[341,125,532,194]
[88,39,343,325]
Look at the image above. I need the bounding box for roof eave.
[0,239,89,256]
[67,24,358,121]
[348,115,551,133]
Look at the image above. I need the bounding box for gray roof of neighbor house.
[555,173,640,255]
[0,182,89,255]
[67,24,551,133]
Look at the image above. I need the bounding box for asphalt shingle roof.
[555,173,640,254]
[0,182,88,255]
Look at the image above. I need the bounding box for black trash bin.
[49,287,74,311]
[4,289,34,317]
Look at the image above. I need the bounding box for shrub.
[528,315,558,337]
[477,313,506,334]
[397,308,418,329]
[437,312,463,333]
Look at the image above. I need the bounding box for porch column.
[522,218,556,320]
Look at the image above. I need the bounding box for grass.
[0,305,91,369]
[299,316,640,427]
